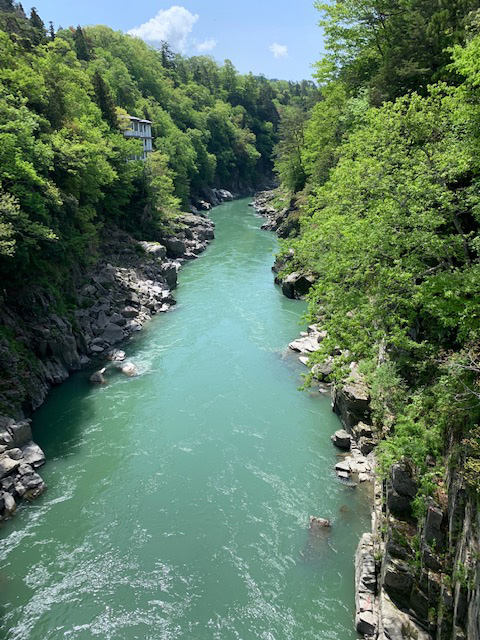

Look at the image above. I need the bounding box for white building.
[123,116,153,160]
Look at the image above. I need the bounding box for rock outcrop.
[253,190,300,237]
[333,362,371,429]
[281,272,315,299]
[0,417,46,519]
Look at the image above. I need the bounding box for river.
[0,198,370,640]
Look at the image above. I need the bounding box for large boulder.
[8,420,32,448]
[382,555,415,606]
[1,491,16,517]
[333,363,371,429]
[331,429,352,450]
[281,272,315,299]
[0,454,20,479]
[163,237,186,259]
[121,306,139,319]
[379,591,431,640]
[120,362,137,377]
[311,357,334,382]
[90,368,106,384]
[15,463,46,500]
[309,516,331,529]
[139,241,167,259]
[387,462,418,517]
[392,462,417,497]
[106,349,126,362]
[217,189,234,201]
[161,261,179,289]
[21,442,46,468]
[101,323,124,345]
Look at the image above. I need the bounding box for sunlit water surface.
[0,199,370,640]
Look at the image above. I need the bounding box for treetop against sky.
[22,1,325,81]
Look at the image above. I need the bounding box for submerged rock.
[90,368,106,384]
[120,362,137,377]
[309,516,331,529]
[106,349,126,362]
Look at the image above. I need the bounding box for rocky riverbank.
[254,189,480,640]
[0,200,221,522]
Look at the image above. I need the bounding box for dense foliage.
[0,2,316,289]
[275,0,480,496]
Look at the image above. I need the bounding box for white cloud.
[269,42,288,59]
[196,38,217,53]
[128,6,199,52]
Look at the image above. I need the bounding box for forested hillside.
[0,0,316,292]
[271,1,480,637]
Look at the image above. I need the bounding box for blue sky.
[23,1,325,81]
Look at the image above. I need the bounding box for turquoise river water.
[0,198,370,640]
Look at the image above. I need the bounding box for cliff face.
[334,381,480,640]
[0,211,215,522]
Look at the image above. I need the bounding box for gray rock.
[110,313,126,326]
[332,363,371,429]
[96,310,109,328]
[16,468,46,500]
[89,344,104,354]
[331,429,352,450]
[8,420,32,448]
[0,417,14,431]
[379,591,431,640]
[383,556,414,605]
[6,448,23,461]
[125,320,142,332]
[217,189,233,201]
[21,442,46,468]
[106,349,126,362]
[391,462,417,498]
[81,284,97,297]
[355,533,377,636]
[125,291,139,305]
[163,237,186,259]
[0,454,20,479]
[102,323,124,345]
[95,267,116,285]
[1,491,16,517]
[311,358,334,381]
[353,422,374,438]
[0,430,14,449]
[335,459,351,472]
[161,262,179,289]
[424,504,444,548]
[139,241,167,259]
[90,368,106,384]
[281,272,315,299]
[121,306,139,319]
[387,487,414,517]
[120,362,137,377]
[309,516,331,528]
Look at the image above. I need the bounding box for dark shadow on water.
[31,369,98,460]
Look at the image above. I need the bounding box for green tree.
[274,106,307,192]
[92,70,117,128]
